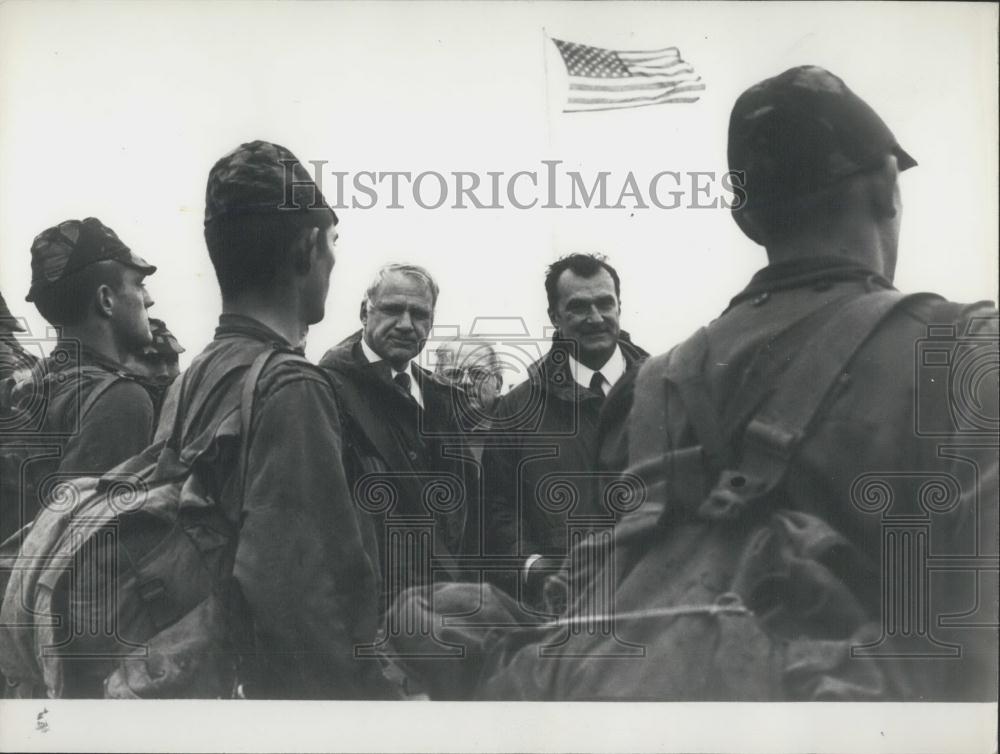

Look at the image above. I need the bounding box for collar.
[215,314,300,351]
[359,336,424,408]
[49,340,130,375]
[728,256,893,309]
[567,344,625,395]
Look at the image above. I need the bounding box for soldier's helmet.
[26,217,156,303]
[141,318,185,360]
[728,66,917,217]
[204,140,338,226]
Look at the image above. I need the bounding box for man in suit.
[320,264,474,609]
[482,253,648,604]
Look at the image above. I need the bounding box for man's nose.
[395,311,414,330]
[143,290,155,308]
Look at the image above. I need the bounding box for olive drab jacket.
[1,342,155,542]
[158,315,392,699]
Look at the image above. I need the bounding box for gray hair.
[364,263,439,308]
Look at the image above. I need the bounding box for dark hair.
[544,253,621,311]
[32,261,125,326]
[735,163,883,246]
[204,210,335,298]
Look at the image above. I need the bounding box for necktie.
[589,371,606,398]
[394,371,416,404]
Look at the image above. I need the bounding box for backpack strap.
[78,373,131,420]
[699,289,926,521]
[237,347,308,481]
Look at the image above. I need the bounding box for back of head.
[26,218,156,326]
[728,66,916,247]
[203,140,338,299]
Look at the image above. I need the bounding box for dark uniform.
[320,331,474,609]
[131,317,185,413]
[1,222,157,542]
[177,141,392,698]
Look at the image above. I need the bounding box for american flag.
[552,38,705,113]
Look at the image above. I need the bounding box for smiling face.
[548,267,621,370]
[362,271,435,370]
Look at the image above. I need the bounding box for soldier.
[389,66,998,702]
[129,317,183,382]
[1,219,157,541]
[320,265,476,603]
[0,290,37,383]
[126,317,184,413]
[481,253,648,603]
[160,140,394,699]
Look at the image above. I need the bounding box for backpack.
[0,364,130,543]
[0,346,302,698]
[458,290,932,700]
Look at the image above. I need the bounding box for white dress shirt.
[360,337,424,408]
[566,344,625,396]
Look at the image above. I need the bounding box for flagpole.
[540,26,554,149]
[540,25,558,262]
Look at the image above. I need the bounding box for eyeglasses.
[437,366,498,384]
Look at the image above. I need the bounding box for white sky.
[1,1,996,375]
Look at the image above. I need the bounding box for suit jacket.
[320,331,476,602]
[482,333,649,563]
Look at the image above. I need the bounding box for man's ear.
[292,227,319,275]
[359,299,368,324]
[547,307,559,329]
[95,284,115,319]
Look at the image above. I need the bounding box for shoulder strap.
[236,347,309,491]
[659,329,730,472]
[79,373,131,420]
[701,290,924,520]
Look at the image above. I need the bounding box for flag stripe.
[616,46,679,56]
[627,62,693,75]
[568,71,700,88]
[568,84,706,106]
[617,52,681,64]
[570,76,702,93]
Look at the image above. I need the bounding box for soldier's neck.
[221,293,307,348]
[57,321,130,367]
[766,222,891,278]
